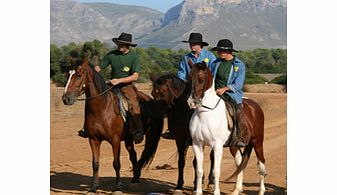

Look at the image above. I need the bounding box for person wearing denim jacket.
[162,32,216,139]
[177,33,216,82]
[210,39,246,147]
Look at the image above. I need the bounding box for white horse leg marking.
[232,150,243,195]
[192,143,204,195]
[257,160,266,195]
[64,70,75,94]
[212,144,223,195]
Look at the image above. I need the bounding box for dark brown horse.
[62,57,164,193]
[147,70,266,194]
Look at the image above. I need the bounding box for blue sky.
[78,0,183,13]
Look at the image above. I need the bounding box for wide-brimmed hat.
[112,32,137,47]
[182,33,209,46]
[211,39,238,52]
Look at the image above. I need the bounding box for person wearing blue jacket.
[177,32,216,82]
[210,39,246,147]
[162,32,216,139]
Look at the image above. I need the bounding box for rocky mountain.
[51,0,287,50]
[50,0,163,46]
[137,0,287,50]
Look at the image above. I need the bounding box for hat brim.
[211,46,238,52]
[112,38,137,47]
[182,40,209,46]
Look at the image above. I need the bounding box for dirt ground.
[50,83,287,195]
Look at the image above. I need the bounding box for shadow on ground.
[50,171,179,194]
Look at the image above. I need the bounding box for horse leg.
[193,157,206,190]
[254,142,266,195]
[89,138,101,192]
[192,142,204,195]
[175,141,188,191]
[112,138,122,191]
[229,147,243,195]
[208,149,215,186]
[124,137,139,183]
[212,144,223,195]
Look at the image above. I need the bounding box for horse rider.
[78,32,144,144]
[161,32,216,139]
[210,39,246,147]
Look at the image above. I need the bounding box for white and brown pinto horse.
[187,61,266,195]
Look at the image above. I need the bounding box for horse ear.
[166,79,180,98]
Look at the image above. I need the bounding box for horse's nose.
[62,94,74,105]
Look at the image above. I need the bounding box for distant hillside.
[137,0,287,49]
[51,0,287,50]
[50,0,163,46]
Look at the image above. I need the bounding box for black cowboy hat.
[182,32,209,46]
[211,39,238,52]
[112,32,137,47]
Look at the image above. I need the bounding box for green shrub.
[270,74,287,85]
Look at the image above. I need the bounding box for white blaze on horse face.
[64,70,76,94]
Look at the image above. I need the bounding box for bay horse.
[188,61,266,195]
[62,57,165,193]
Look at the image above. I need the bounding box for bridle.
[191,70,222,110]
[69,67,114,101]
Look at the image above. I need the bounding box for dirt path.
[51,86,287,194]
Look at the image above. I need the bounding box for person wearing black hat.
[77,32,144,144]
[161,32,216,140]
[210,39,247,147]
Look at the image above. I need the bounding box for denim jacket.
[178,48,216,82]
[210,57,246,104]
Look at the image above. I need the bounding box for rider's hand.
[110,78,121,85]
[216,87,229,96]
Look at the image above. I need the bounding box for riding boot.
[232,104,246,147]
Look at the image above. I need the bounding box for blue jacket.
[210,57,246,104]
[178,48,216,82]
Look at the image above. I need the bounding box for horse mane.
[89,66,108,94]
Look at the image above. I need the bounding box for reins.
[200,97,222,110]
[73,67,115,101]
[77,85,114,101]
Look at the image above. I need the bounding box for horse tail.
[138,111,164,168]
[225,142,253,182]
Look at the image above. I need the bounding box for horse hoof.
[172,189,183,195]
[112,190,123,195]
[89,185,98,193]
[192,191,203,195]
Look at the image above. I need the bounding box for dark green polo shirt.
[215,59,233,90]
[99,50,141,79]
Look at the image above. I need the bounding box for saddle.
[112,88,129,122]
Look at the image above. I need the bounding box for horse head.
[187,61,213,109]
[151,73,186,106]
[62,57,91,105]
